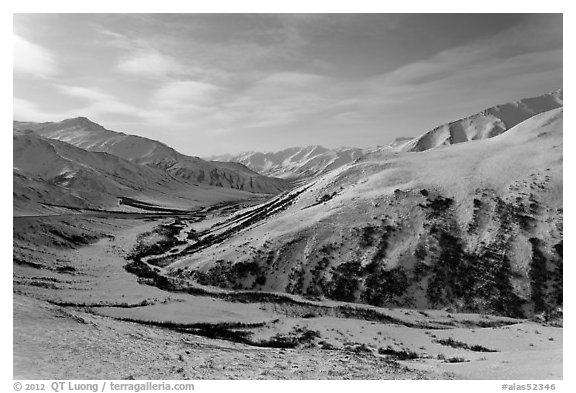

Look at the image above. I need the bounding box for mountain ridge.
[13,117,290,195]
[13,129,266,215]
[205,90,563,180]
[401,89,563,152]
[207,145,372,179]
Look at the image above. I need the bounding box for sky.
[13,13,563,156]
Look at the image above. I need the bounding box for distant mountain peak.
[58,116,106,131]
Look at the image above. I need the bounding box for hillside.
[159,106,563,318]
[13,117,290,195]
[13,130,258,215]
[401,89,562,152]
[208,145,370,179]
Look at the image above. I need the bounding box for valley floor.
[13,210,562,380]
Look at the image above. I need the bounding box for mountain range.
[13,117,289,193]
[207,146,371,179]
[164,90,563,317]
[12,89,563,317]
[206,89,563,181]
[13,118,291,215]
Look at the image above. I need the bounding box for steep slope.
[13,118,289,194]
[166,107,563,318]
[208,145,370,179]
[402,89,563,152]
[13,130,257,215]
[385,137,415,151]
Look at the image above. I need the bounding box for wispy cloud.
[15,84,145,122]
[13,97,52,121]
[366,17,561,93]
[56,85,114,101]
[59,85,144,118]
[117,50,189,78]
[13,35,57,78]
[95,26,192,79]
[254,72,329,89]
[326,18,563,125]
[13,14,562,155]
[210,72,341,130]
[154,80,223,108]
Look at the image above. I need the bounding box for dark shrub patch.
[445,357,468,363]
[434,337,498,352]
[426,230,471,305]
[359,225,378,247]
[363,266,409,307]
[127,222,184,264]
[327,261,362,302]
[255,327,321,349]
[554,242,563,258]
[191,259,265,290]
[378,346,419,360]
[254,275,267,286]
[419,195,454,218]
[529,238,549,313]
[319,341,337,350]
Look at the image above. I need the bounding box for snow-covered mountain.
[13,117,290,195]
[13,130,258,215]
[205,90,562,182]
[169,95,563,318]
[401,89,563,152]
[208,145,371,179]
[385,136,415,150]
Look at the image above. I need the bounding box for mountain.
[207,89,562,179]
[13,117,290,195]
[385,136,415,150]
[167,100,563,318]
[401,89,563,152]
[207,145,370,179]
[13,130,257,215]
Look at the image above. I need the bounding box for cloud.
[375,15,561,90]
[97,26,226,82]
[254,72,329,89]
[13,97,50,121]
[15,84,146,123]
[360,48,561,110]
[130,72,337,131]
[373,46,484,88]
[118,50,188,78]
[13,97,75,122]
[13,35,57,78]
[88,101,143,117]
[56,84,142,116]
[332,17,563,124]
[56,85,114,101]
[154,80,223,108]
[211,72,341,130]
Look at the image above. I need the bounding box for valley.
[14,207,562,379]
[13,91,563,380]
[13,202,562,379]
